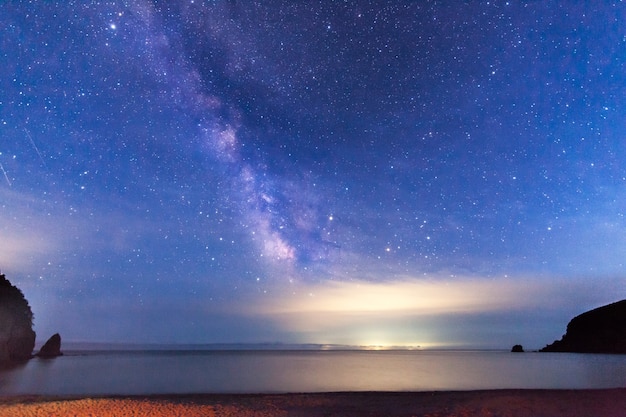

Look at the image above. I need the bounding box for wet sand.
[1,389,625,416]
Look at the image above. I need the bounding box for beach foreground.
[1,389,625,417]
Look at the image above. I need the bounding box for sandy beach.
[1,389,625,417]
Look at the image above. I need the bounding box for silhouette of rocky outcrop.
[0,273,36,365]
[541,300,626,353]
[511,344,524,353]
[36,333,63,358]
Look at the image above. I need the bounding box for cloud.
[0,186,168,275]
[230,274,626,346]
[0,188,61,271]
[256,276,548,316]
[0,233,55,271]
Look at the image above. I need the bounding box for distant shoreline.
[54,342,429,351]
[2,389,625,416]
[51,342,530,352]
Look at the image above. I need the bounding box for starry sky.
[1,1,625,349]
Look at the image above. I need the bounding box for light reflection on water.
[1,350,625,395]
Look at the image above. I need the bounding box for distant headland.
[541,299,626,353]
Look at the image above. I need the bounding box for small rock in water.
[36,333,63,358]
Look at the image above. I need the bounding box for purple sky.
[1,1,625,349]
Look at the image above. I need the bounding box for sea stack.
[36,333,63,358]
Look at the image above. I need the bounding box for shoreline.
[2,389,625,416]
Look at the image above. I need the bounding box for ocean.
[1,349,626,396]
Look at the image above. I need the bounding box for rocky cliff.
[541,300,626,353]
[0,273,36,365]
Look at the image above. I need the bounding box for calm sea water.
[1,350,626,395]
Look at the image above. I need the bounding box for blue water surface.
[1,350,625,395]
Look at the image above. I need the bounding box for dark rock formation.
[541,300,626,353]
[0,273,36,365]
[36,333,63,358]
[511,344,524,353]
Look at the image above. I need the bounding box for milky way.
[1,1,625,348]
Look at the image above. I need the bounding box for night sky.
[1,1,625,349]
